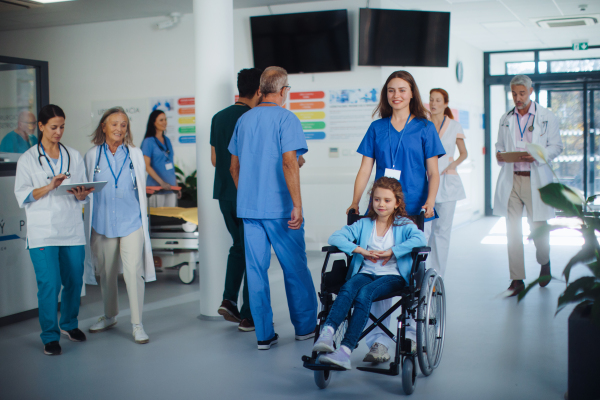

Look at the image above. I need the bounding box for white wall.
[0,0,485,250]
[0,15,197,174]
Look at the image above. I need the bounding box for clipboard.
[499,151,529,163]
[55,181,108,195]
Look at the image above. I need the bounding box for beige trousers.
[148,193,177,207]
[506,175,550,280]
[91,227,145,324]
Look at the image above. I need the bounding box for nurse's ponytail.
[37,104,66,141]
[430,88,454,119]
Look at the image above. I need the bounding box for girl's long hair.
[366,177,411,228]
[373,70,429,121]
[144,110,166,140]
[430,88,454,119]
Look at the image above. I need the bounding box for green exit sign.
[572,42,589,51]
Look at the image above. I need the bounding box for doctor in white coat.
[83,107,155,344]
[494,75,563,297]
[14,104,94,356]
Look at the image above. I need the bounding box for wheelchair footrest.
[302,355,348,372]
[357,363,400,376]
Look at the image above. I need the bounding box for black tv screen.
[250,10,351,74]
[358,8,450,67]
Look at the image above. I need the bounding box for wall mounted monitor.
[250,10,351,74]
[358,8,450,67]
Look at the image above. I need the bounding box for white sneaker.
[363,342,390,363]
[312,326,335,353]
[89,316,117,333]
[133,324,149,344]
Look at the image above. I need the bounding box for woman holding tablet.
[83,107,155,344]
[14,104,93,356]
[347,71,445,363]
[141,110,179,207]
[428,88,468,278]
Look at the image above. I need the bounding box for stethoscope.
[93,143,137,190]
[37,142,71,180]
[154,136,171,156]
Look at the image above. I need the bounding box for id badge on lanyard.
[165,163,174,170]
[387,115,410,182]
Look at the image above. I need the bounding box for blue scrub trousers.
[28,245,85,344]
[242,218,318,342]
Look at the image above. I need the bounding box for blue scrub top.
[228,105,308,219]
[0,131,37,153]
[357,117,445,216]
[92,144,142,238]
[141,136,177,187]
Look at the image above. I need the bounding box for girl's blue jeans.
[324,273,406,351]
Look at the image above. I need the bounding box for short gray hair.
[259,66,288,95]
[510,75,532,90]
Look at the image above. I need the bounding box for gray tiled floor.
[0,217,578,400]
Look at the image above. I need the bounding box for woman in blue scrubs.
[346,70,445,363]
[141,110,178,207]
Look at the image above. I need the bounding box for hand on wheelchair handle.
[346,205,359,215]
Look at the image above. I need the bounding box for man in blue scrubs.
[228,66,317,350]
[0,111,37,153]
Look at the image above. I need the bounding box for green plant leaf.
[538,183,581,217]
[587,194,598,204]
[517,275,560,301]
[587,261,600,278]
[174,166,184,175]
[563,242,597,283]
[556,276,598,314]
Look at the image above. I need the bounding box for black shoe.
[43,341,62,356]
[539,262,551,288]
[60,328,87,342]
[218,300,242,323]
[257,333,278,350]
[507,280,525,297]
[238,318,255,332]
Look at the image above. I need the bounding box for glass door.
[538,81,600,205]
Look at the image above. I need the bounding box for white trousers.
[365,221,432,349]
[428,201,457,279]
[148,192,177,207]
[91,227,145,324]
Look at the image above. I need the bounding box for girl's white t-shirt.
[360,223,399,276]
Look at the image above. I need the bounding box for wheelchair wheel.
[402,357,416,395]
[314,370,331,389]
[417,270,446,376]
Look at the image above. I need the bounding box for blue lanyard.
[41,143,62,177]
[154,137,170,157]
[516,112,532,140]
[436,116,447,134]
[104,144,130,188]
[387,114,411,169]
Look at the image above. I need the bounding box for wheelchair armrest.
[322,245,343,254]
[411,246,431,255]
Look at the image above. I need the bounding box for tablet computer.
[55,181,108,195]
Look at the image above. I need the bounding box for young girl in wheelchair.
[312,177,426,370]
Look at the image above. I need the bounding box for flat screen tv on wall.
[250,10,351,74]
[358,8,450,67]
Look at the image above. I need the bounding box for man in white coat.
[494,75,563,297]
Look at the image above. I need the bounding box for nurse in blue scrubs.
[346,70,445,363]
[141,110,178,207]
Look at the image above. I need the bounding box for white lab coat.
[82,145,156,285]
[493,102,563,221]
[436,119,466,203]
[14,144,88,249]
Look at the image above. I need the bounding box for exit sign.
[572,42,589,51]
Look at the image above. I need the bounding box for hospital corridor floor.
[0,217,579,400]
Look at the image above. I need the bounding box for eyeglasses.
[281,85,291,91]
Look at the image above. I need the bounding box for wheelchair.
[301,210,446,395]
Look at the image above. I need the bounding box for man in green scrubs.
[0,111,37,153]
[211,68,262,332]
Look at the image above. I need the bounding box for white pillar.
[194,0,235,319]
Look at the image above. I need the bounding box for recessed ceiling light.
[31,0,75,3]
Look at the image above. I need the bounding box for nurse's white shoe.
[133,324,149,344]
[89,316,117,333]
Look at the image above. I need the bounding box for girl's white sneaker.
[318,348,351,370]
[132,324,149,344]
[312,327,335,353]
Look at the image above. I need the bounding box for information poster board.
[149,96,196,146]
